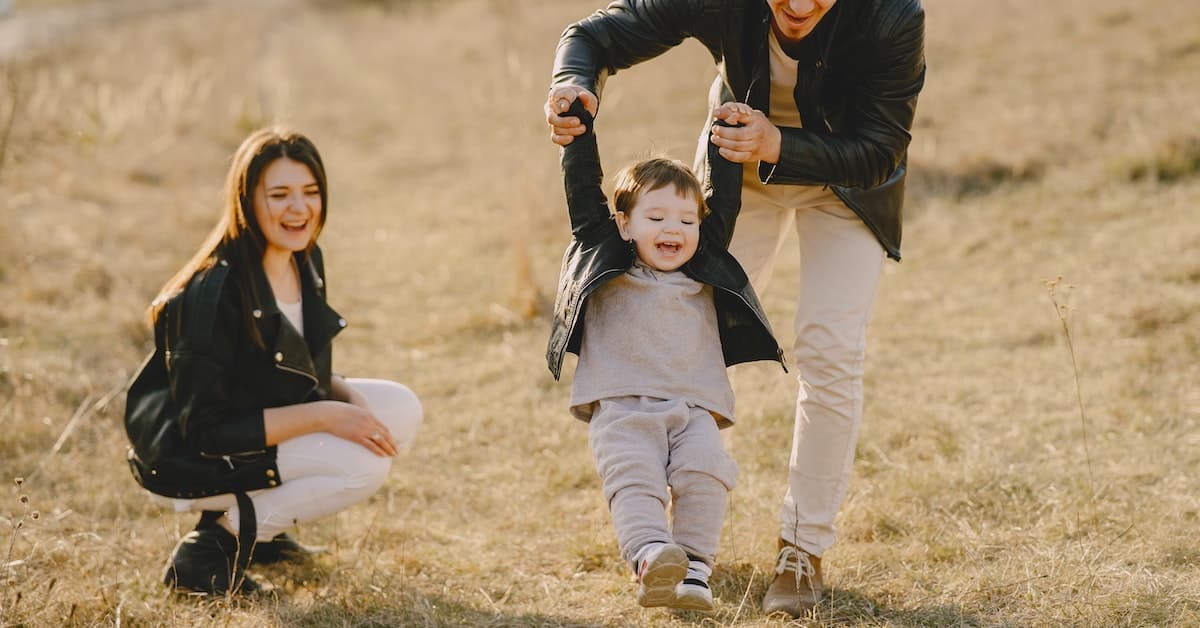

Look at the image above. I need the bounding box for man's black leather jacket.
[546,102,785,379]
[552,0,926,260]
[124,245,347,498]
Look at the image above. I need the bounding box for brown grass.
[1,0,1199,625]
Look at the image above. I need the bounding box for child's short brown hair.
[612,158,710,219]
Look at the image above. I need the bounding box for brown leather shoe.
[761,540,823,617]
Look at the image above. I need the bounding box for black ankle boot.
[163,519,258,594]
[250,533,321,565]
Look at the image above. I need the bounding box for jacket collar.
[245,248,346,365]
[297,252,346,356]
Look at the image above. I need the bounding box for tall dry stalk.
[1044,277,1096,508]
[0,67,20,183]
[2,477,38,626]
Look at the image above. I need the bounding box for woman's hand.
[545,86,599,146]
[265,397,395,456]
[710,102,782,164]
[322,400,398,457]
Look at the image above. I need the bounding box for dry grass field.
[2,0,1199,625]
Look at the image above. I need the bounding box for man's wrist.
[764,125,783,164]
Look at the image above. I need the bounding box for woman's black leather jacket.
[552,0,926,260]
[546,103,785,379]
[124,245,347,498]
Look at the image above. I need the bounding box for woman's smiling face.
[253,157,323,257]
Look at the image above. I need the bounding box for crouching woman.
[124,127,422,595]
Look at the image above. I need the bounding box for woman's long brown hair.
[147,126,328,347]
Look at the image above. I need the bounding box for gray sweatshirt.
[569,261,735,427]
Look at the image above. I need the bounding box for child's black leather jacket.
[546,103,785,380]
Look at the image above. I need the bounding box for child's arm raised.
[699,118,744,250]
[560,99,616,245]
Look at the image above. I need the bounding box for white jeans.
[150,378,423,541]
[732,167,885,557]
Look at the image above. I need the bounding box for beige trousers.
[732,166,886,557]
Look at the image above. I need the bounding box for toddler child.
[546,101,785,611]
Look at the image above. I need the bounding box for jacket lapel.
[247,252,345,380]
[298,253,345,357]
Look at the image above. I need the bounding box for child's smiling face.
[615,183,701,272]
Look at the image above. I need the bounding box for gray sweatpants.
[588,396,738,567]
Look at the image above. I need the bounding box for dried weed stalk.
[2,477,39,626]
[1044,277,1096,508]
[0,66,20,183]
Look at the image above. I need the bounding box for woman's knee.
[349,379,423,449]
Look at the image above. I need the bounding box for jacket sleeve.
[561,100,616,245]
[700,118,743,250]
[169,272,267,457]
[552,0,718,101]
[762,5,926,189]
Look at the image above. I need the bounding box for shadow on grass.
[155,558,609,627]
[280,593,604,624]
[707,561,986,627]
[280,591,607,627]
[821,588,984,627]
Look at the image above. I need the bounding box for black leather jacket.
[546,102,785,379]
[123,245,347,498]
[552,0,926,260]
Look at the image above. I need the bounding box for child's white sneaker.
[633,543,688,608]
[672,559,714,612]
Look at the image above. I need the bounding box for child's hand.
[545,86,599,146]
[710,102,782,164]
[713,102,757,126]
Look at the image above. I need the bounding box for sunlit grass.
[1,0,1198,625]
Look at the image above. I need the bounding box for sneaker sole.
[671,587,714,612]
[636,545,688,608]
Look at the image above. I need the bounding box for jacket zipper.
[556,267,626,374]
[744,16,769,107]
[828,186,898,260]
[199,448,267,459]
[275,362,319,391]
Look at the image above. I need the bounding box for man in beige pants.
[545,0,926,617]
[726,154,886,613]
